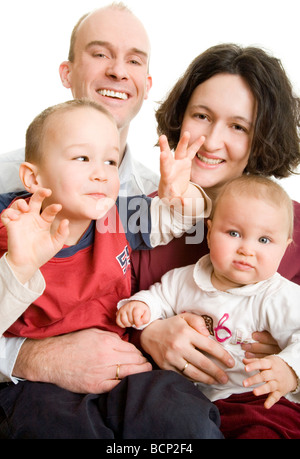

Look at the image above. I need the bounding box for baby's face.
[36,106,120,222]
[207,193,291,291]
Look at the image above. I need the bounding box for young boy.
[0,99,210,339]
[117,175,300,409]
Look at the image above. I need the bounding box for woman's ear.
[19,162,40,193]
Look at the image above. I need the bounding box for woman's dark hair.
[156,44,300,178]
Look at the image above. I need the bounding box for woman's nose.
[203,123,224,152]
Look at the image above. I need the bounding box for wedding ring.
[115,364,120,380]
[181,362,190,373]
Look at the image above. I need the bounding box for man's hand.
[241,331,281,358]
[13,328,152,393]
[1,188,69,284]
[140,313,235,385]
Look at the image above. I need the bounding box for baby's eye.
[259,236,270,244]
[104,160,118,166]
[229,230,240,238]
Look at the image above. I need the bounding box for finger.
[180,361,218,385]
[186,135,205,160]
[184,349,229,385]
[98,379,121,393]
[28,188,52,213]
[252,331,279,346]
[41,204,63,225]
[13,199,30,213]
[244,357,271,372]
[115,312,127,328]
[117,361,152,379]
[264,391,281,409]
[159,135,171,155]
[179,313,210,337]
[174,132,190,160]
[242,342,281,358]
[1,208,22,224]
[52,219,69,249]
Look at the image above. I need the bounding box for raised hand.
[1,188,69,283]
[158,131,205,201]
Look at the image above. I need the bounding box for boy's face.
[207,193,291,290]
[36,107,120,223]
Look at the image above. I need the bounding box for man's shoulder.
[0,147,25,194]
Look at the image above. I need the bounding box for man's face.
[60,8,152,135]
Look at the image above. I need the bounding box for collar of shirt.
[118,145,159,197]
[193,254,278,297]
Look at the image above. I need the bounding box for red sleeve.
[278,200,300,285]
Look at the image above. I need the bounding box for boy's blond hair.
[211,174,294,239]
[25,99,115,164]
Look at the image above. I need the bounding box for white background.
[0,0,299,199]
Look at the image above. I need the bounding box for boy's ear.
[19,162,40,193]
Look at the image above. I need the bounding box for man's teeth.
[196,153,223,165]
[98,89,128,100]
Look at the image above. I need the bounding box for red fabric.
[215,392,300,439]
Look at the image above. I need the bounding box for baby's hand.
[243,355,298,409]
[116,301,151,329]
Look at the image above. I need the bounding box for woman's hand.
[13,328,152,394]
[140,313,235,385]
[241,331,281,358]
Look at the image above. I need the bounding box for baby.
[117,175,300,409]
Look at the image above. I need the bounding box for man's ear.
[144,75,152,101]
[59,61,72,89]
[19,162,40,193]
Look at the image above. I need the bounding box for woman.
[131,44,300,438]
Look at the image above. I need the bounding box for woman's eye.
[259,236,270,244]
[229,230,240,238]
[194,113,209,121]
[232,124,247,133]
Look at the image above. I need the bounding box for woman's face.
[181,73,257,199]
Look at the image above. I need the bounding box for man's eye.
[229,230,240,238]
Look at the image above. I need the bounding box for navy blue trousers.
[0,370,223,439]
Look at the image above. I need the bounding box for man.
[0,4,223,439]
[0,3,158,196]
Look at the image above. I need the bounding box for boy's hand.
[116,301,151,329]
[243,355,298,409]
[1,188,69,284]
[158,132,205,201]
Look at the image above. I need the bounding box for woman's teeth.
[196,152,223,165]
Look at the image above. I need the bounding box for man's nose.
[106,58,129,80]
